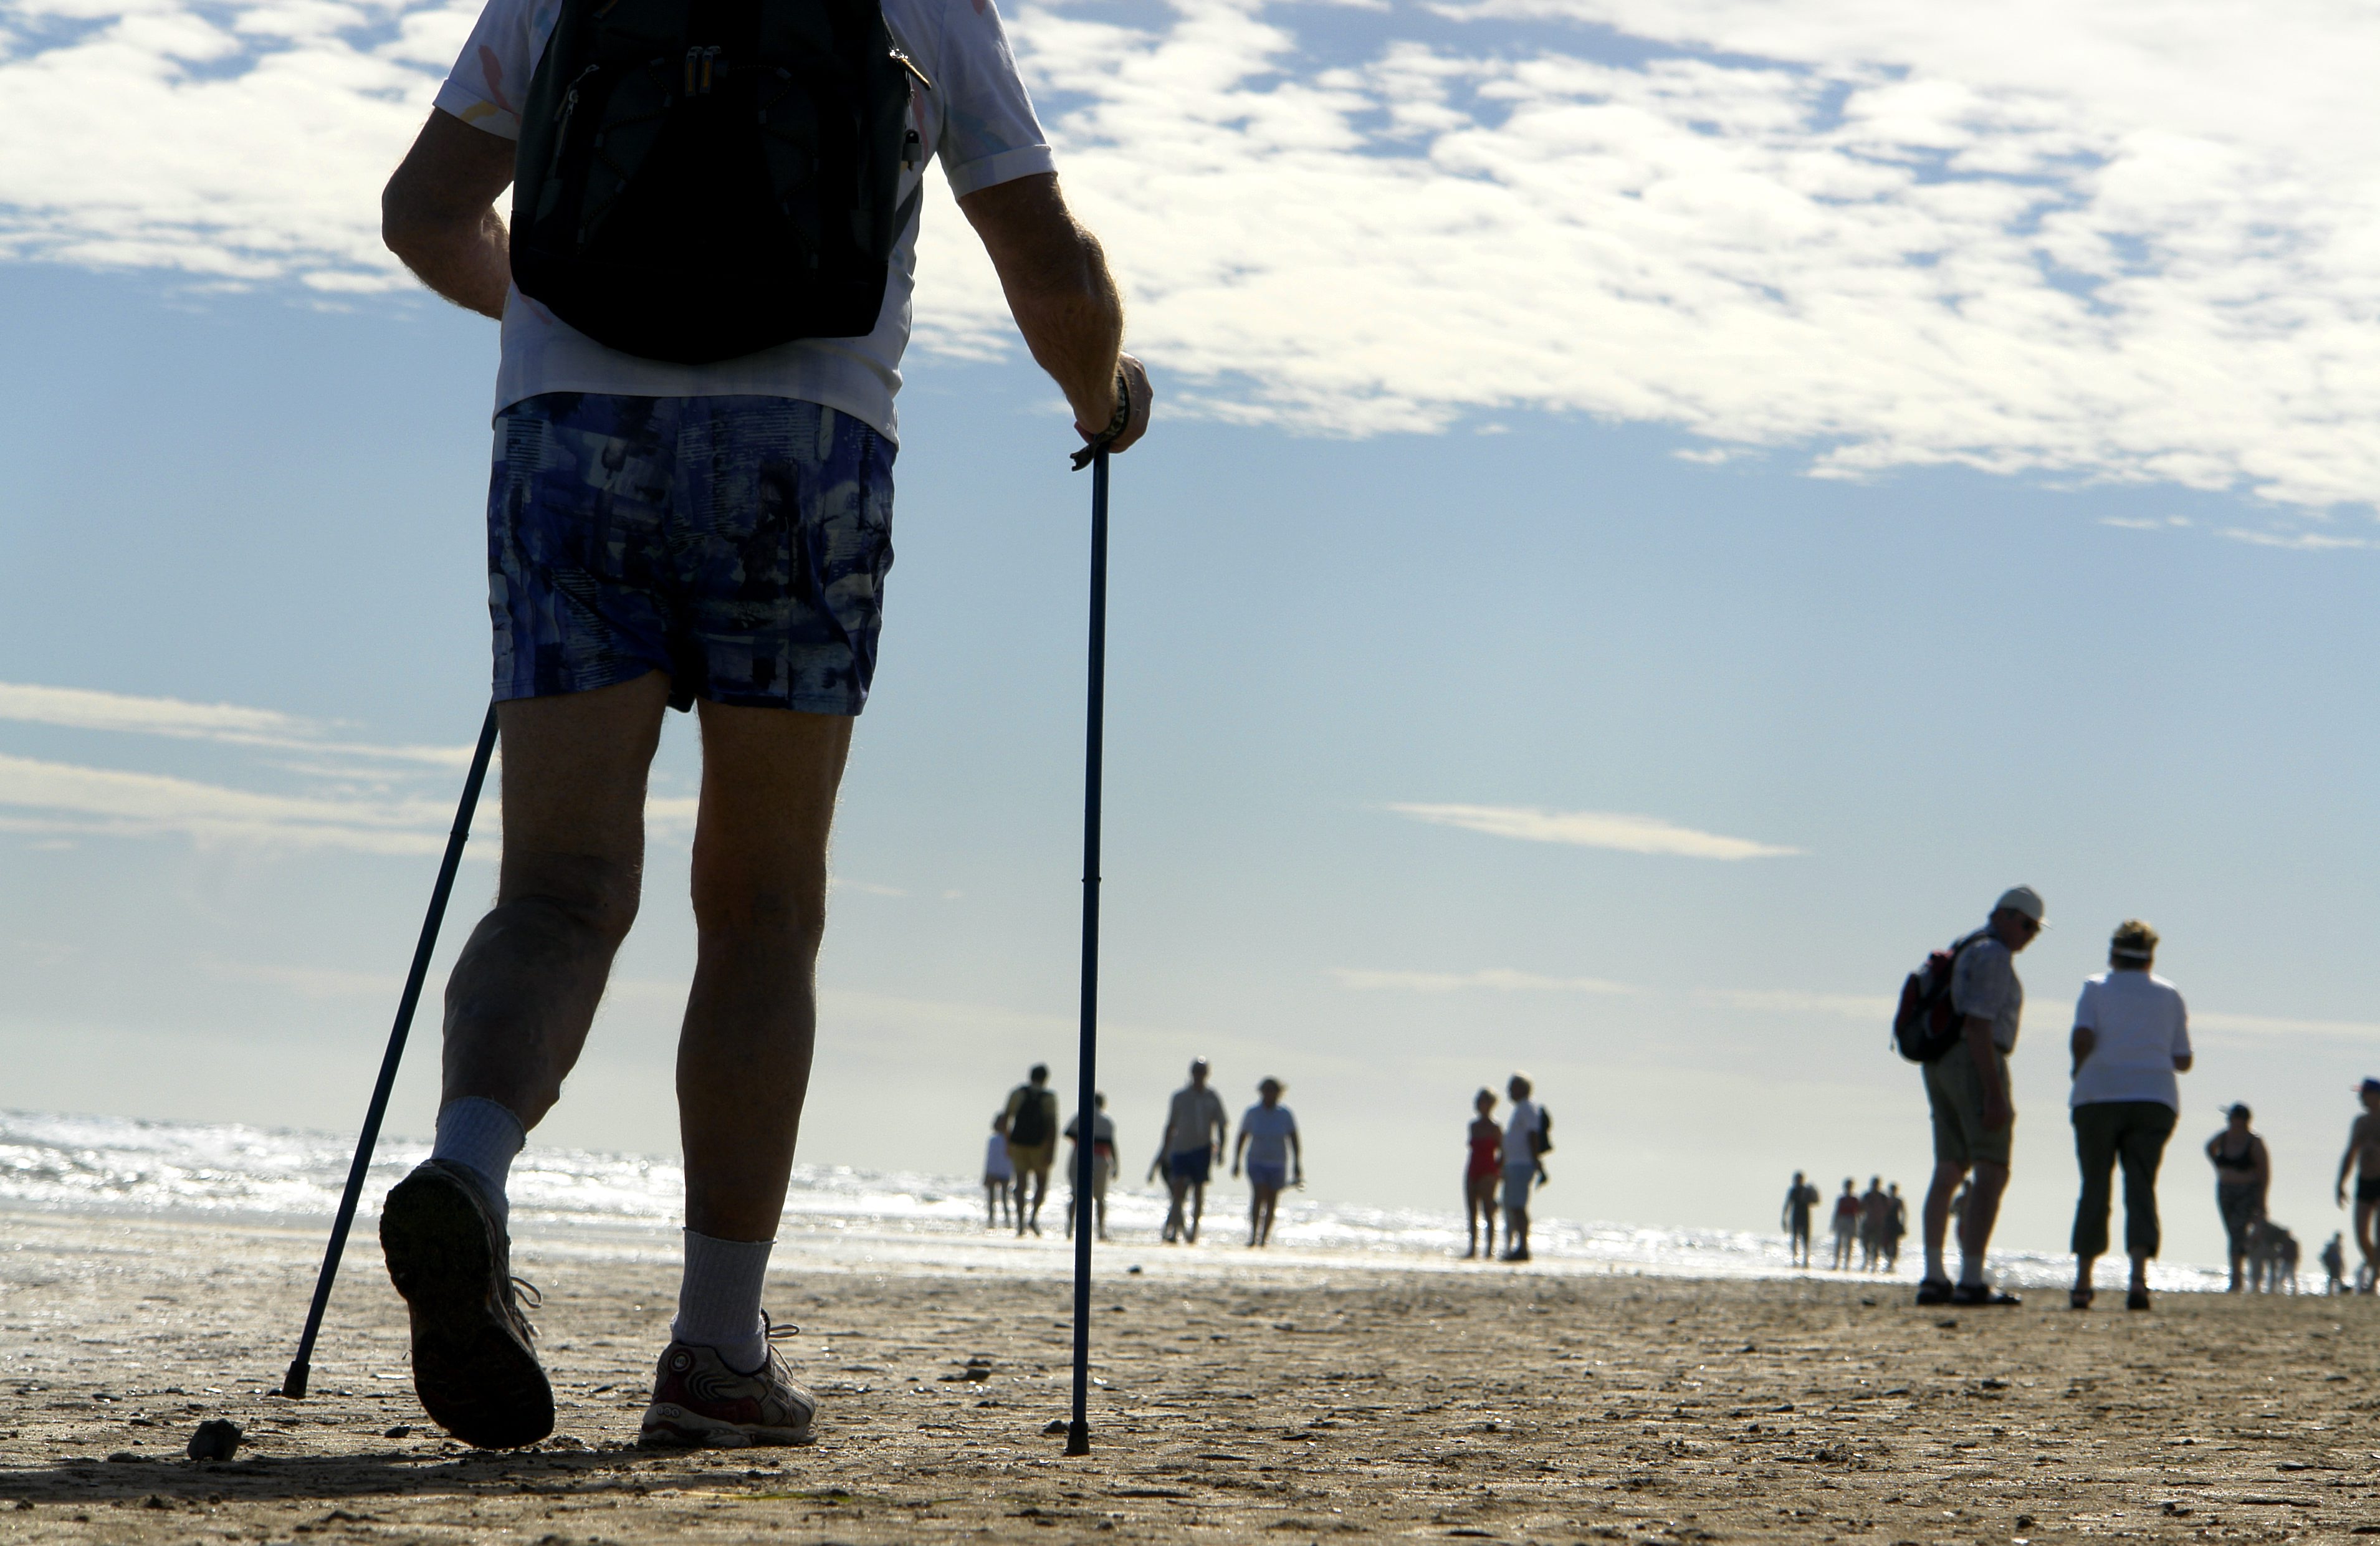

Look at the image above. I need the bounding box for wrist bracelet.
[1070,367,1132,470]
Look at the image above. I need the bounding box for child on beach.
[1464,1090,1503,1259]
[2333,1077,2380,1291]
[983,1117,1015,1229]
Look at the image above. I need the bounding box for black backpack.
[512,0,920,364]
[1534,1107,1552,1157]
[1892,930,1985,1064]
[1008,1088,1054,1147]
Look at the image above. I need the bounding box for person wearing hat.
[2066,920,2193,1311]
[2333,1077,2380,1291]
[1232,1077,1302,1247]
[2207,1102,2270,1292]
[1917,884,2045,1307]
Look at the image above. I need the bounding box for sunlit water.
[0,1109,2255,1291]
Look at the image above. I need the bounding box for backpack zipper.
[888,45,932,90]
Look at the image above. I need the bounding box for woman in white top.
[2067,920,2194,1311]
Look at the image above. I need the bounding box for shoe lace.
[501,1274,543,1342]
[761,1311,800,1341]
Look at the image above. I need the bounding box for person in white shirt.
[982,1115,1015,1229]
[371,0,1152,1452]
[1063,1094,1117,1242]
[1231,1079,1302,1247]
[1501,1072,1547,1262]
[2067,919,2193,1312]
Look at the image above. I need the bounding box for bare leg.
[1162,1176,1188,1241]
[675,701,852,1241]
[1921,1161,1966,1279]
[1959,1161,2010,1277]
[2073,1253,2096,1294]
[440,675,670,1123]
[1188,1181,1206,1243]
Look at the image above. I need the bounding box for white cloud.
[1330,966,1636,994]
[1387,801,1800,859]
[0,750,461,853]
[0,680,472,765]
[6,0,2380,515]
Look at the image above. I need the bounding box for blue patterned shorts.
[487,393,896,714]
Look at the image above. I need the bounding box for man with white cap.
[1917,885,2045,1306]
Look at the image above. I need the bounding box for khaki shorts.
[1924,1046,2014,1168]
[1006,1141,1055,1176]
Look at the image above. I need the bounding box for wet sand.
[4,1208,2378,1543]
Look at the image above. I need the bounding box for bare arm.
[2174,1053,2194,1071]
[382,110,517,320]
[957,173,1150,452]
[1964,1014,2010,1127]
[2069,1024,2095,1079]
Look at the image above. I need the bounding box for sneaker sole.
[381,1167,554,1450]
[638,1401,813,1448]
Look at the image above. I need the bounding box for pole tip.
[1063,1420,1090,1457]
[280,1360,310,1400]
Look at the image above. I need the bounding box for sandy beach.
[4,1208,2377,1544]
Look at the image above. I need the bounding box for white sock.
[1924,1248,1946,1282]
[672,1230,773,1372]
[431,1097,525,1230]
[1958,1250,1985,1286]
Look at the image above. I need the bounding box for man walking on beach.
[1885,1183,1908,1269]
[1782,1171,1818,1267]
[1858,1176,1891,1272]
[1917,885,2044,1307]
[1829,1179,1860,1271]
[367,0,1151,1449]
[2334,1078,2380,1291]
[1501,1072,1548,1262]
[1003,1064,1061,1236]
[1154,1059,1229,1244]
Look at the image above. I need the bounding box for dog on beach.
[2244,1219,2301,1293]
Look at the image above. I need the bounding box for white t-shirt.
[1504,1099,1543,1169]
[433,0,1056,441]
[1240,1104,1297,1167]
[1164,1086,1227,1155]
[2069,970,2192,1109]
[983,1133,1013,1178]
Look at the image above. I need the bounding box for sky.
[3,0,2379,1271]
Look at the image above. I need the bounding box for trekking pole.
[1064,442,1112,1458]
[281,702,499,1400]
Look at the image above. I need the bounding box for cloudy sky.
[3,0,2378,1267]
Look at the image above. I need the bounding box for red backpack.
[1892,930,1986,1064]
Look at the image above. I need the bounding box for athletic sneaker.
[380,1158,555,1449]
[639,1317,816,1448]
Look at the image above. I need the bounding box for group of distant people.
[1461,1074,1553,1262]
[978,1059,1303,1248]
[1898,886,2380,1309]
[1781,1174,1908,1271]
